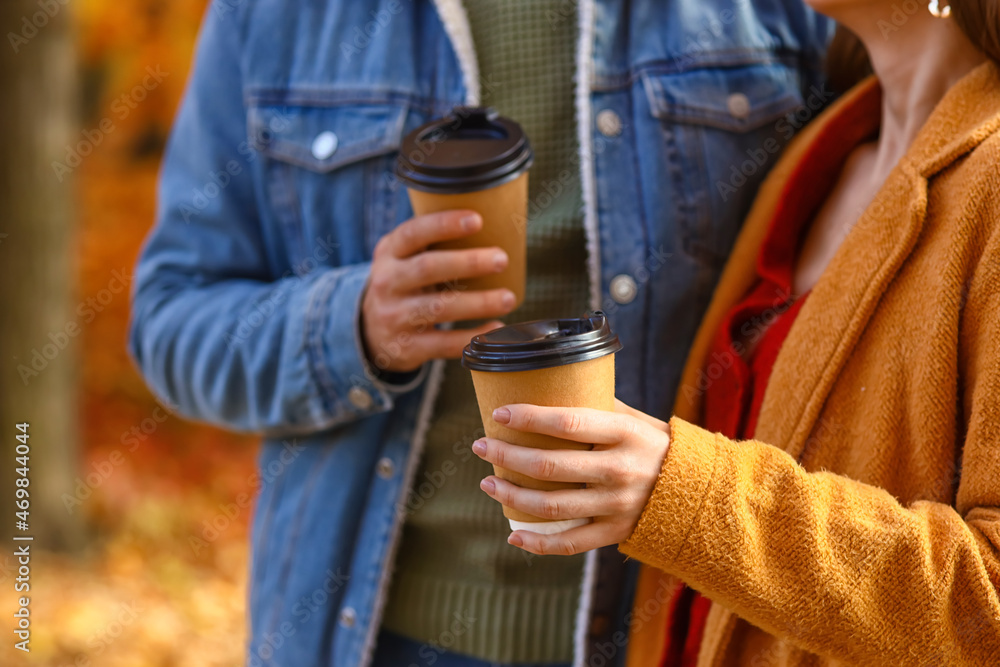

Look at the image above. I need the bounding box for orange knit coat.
[620,62,1000,666]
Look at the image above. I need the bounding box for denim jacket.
[128,1,831,665]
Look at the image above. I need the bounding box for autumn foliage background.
[3,1,259,664]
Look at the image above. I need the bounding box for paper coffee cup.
[462,312,623,533]
[396,107,533,307]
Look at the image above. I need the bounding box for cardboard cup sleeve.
[470,354,616,532]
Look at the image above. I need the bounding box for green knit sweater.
[379,2,589,663]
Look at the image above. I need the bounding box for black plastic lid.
[396,107,534,194]
[462,312,623,373]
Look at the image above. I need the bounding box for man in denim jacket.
[129,1,831,665]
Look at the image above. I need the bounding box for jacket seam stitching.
[592,48,823,92]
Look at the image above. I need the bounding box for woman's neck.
[841,7,986,176]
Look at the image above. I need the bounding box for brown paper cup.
[407,172,528,307]
[470,353,616,528]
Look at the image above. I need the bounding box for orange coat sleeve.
[620,414,1000,664]
[620,225,1000,665]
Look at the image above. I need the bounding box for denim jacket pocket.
[642,63,807,268]
[247,100,411,269]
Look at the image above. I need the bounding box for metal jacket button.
[348,386,374,411]
[610,274,638,304]
[596,109,623,137]
[376,457,395,479]
[726,93,751,120]
[311,131,339,160]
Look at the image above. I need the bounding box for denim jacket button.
[376,457,395,479]
[610,274,638,304]
[726,93,751,120]
[348,386,374,411]
[596,109,623,137]
[311,131,339,160]
[338,607,357,627]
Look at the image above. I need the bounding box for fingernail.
[500,291,516,309]
[472,439,487,456]
[493,251,508,272]
[480,478,496,494]
[493,407,511,424]
[508,533,523,547]
[461,214,481,232]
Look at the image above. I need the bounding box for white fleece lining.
[360,360,447,666]
[574,1,601,665]
[576,547,600,667]
[431,0,481,106]
[576,0,602,313]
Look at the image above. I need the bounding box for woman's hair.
[824,27,873,94]
[825,1,1000,93]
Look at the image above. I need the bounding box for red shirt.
[660,87,881,667]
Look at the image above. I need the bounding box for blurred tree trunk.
[0,2,84,550]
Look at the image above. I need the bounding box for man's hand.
[361,210,515,373]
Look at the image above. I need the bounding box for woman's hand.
[472,399,671,556]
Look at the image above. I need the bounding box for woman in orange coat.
[470,0,1000,664]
